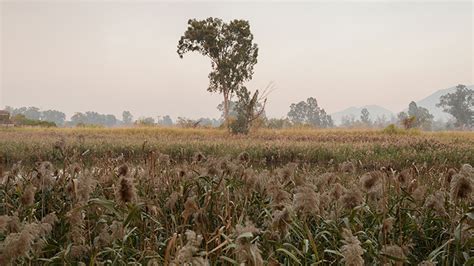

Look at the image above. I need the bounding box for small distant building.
[0,110,14,127]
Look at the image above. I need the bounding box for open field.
[0,127,473,264]
[1,127,473,169]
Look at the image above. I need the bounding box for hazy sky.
[1,1,473,120]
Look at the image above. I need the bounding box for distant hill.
[331,105,394,125]
[330,84,473,125]
[410,85,474,121]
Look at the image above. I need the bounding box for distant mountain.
[331,105,394,125]
[330,85,473,125]
[411,85,474,121]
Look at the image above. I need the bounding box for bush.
[382,124,402,134]
[11,114,56,127]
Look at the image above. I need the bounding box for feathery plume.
[77,171,96,203]
[172,230,207,265]
[182,196,199,223]
[234,222,263,266]
[340,187,363,210]
[278,163,297,180]
[21,183,36,207]
[424,191,448,217]
[1,215,20,234]
[66,205,86,245]
[110,221,124,241]
[0,215,10,233]
[330,183,347,201]
[41,213,58,225]
[382,217,395,235]
[450,172,473,202]
[0,225,37,264]
[165,191,180,211]
[397,169,413,188]
[340,228,364,266]
[339,161,356,173]
[411,185,426,204]
[0,219,55,264]
[316,172,338,189]
[381,245,406,266]
[69,245,89,259]
[115,175,136,204]
[444,168,457,188]
[32,161,55,191]
[293,185,320,218]
[360,171,383,192]
[267,182,291,210]
[271,207,292,238]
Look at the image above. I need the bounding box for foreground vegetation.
[0,127,473,264]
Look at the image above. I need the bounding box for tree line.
[3,83,472,130]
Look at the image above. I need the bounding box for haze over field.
[0,1,472,120]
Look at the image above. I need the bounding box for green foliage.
[288,97,333,128]
[217,100,238,120]
[383,124,401,134]
[135,117,155,126]
[70,112,118,127]
[6,106,65,126]
[157,115,173,126]
[398,102,433,130]
[437,84,474,128]
[230,88,266,134]
[402,116,416,129]
[11,114,56,127]
[122,111,134,125]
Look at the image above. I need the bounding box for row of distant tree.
[3,85,472,130]
[330,84,473,131]
[2,106,222,128]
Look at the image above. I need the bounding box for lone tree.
[177,17,259,129]
[437,84,473,128]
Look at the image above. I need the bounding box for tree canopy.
[287,97,333,128]
[437,84,473,128]
[122,111,134,125]
[398,101,433,130]
[230,88,266,134]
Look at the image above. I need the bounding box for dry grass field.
[0,127,473,265]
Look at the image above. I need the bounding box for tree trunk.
[223,91,230,131]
